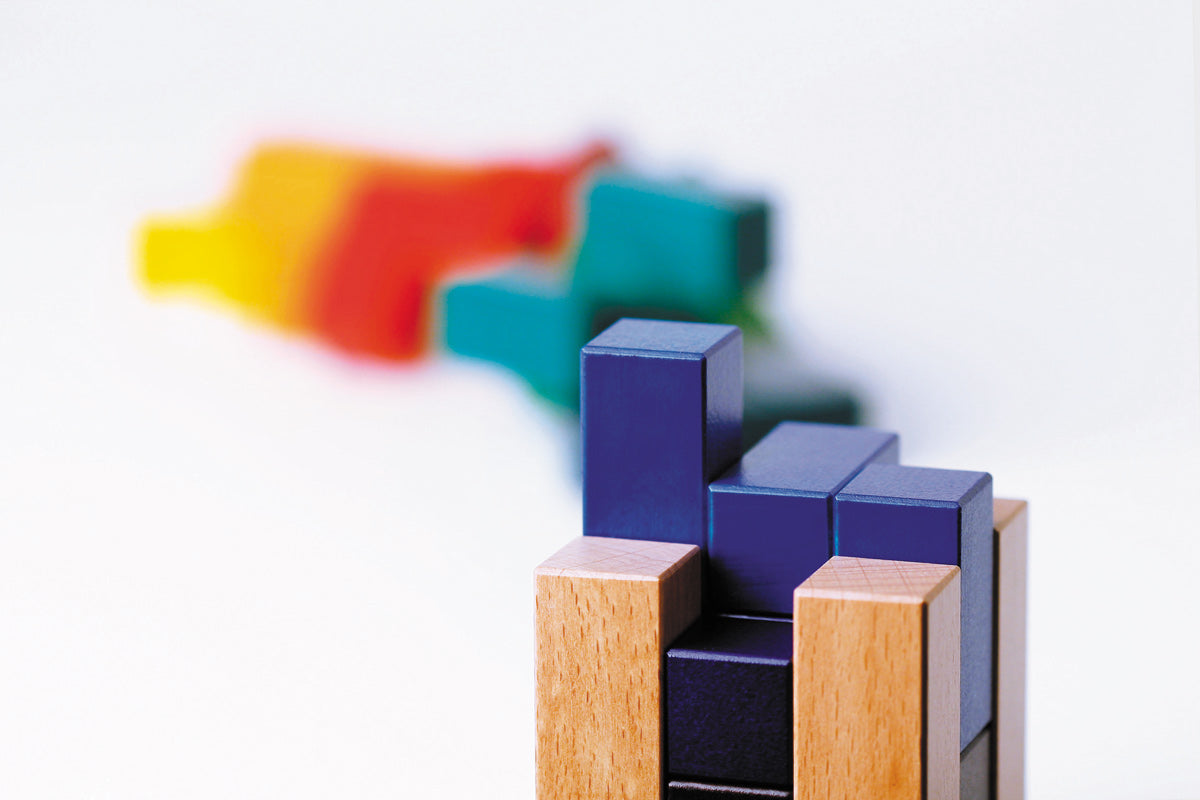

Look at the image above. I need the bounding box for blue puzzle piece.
[668,781,792,799]
[708,422,899,615]
[834,463,994,749]
[666,615,792,788]
[582,319,742,547]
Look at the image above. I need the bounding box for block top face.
[536,536,699,582]
[667,615,792,666]
[711,422,899,496]
[583,318,740,360]
[838,463,991,508]
[794,556,959,604]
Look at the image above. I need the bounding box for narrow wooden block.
[834,464,993,748]
[793,556,960,800]
[536,536,702,800]
[666,615,793,787]
[961,726,993,800]
[708,422,899,614]
[668,779,792,798]
[994,499,1028,800]
[582,319,743,547]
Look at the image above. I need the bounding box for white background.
[2,2,1197,797]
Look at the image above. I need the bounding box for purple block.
[708,422,899,614]
[666,615,792,787]
[668,781,792,799]
[834,463,993,750]
[582,319,742,547]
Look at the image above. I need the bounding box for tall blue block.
[582,318,742,546]
[666,616,792,787]
[708,422,899,614]
[834,463,994,749]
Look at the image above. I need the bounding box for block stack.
[536,318,1028,800]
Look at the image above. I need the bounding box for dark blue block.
[834,463,994,749]
[708,422,899,614]
[582,319,742,546]
[668,780,792,799]
[666,616,791,787]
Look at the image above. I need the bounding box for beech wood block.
[793,556,960,800]
[994,499,1029,800]
[536,536,703,800]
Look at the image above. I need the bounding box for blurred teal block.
[571,172,768,320]
[442,267,590,408]
[442,172,769,408]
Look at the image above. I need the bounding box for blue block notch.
[666,616,792,788]
[834,463,994,749]
[582,319,742,547]
[708,422,899,615]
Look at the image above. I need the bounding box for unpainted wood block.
[536,536,703,800]
[793,556,960,800]
[994,499,1029,800]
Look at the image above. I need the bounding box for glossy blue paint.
[666,615,792,788]
[834,463,994,750]
[582,319,742,547]
[708,422,899,614]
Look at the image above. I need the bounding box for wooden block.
[708,421,899,614]
[582,319,743,547]
[668,779,792,798]
[994,499,1029,800]
[666,615,793,787]
[536,536,703,800]
[793,556,960,800]
[961,725,993,800]
[834,464,993,748]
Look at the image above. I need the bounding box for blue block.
[708,422,899,614]
[582,319,742,546]
[666,616,792,787]
[668,780,792,799]
[834,464,994,749]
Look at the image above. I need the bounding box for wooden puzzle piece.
[793,556,960,800]
[708,422,899,614]
[582,319,742,547]
[993,499,1028,800]
[666,615,793,787]
[536,536,702,800]
[833,464,993,749]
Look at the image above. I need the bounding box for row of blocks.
[536,318,1028,798]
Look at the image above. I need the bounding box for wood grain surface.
[793,556,960,800]
[536,536,702,799]
[994,499,1029,800]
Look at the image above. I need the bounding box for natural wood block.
[536,536,702,800]
[994,499,1029,800]
[793,556,960,800]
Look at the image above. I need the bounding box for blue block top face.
[837,463,991,508]
[667,616,792,667]
[584,318,741,361]
[710,422,899,497]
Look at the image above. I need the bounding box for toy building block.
[443,266,591,408]
[667,780,792,798]
[834,464,993,749]
[793,556,960,800]
[582,319,742,547]
[740,337,862,444]
[536,536,702,800]
[708,422,899,614]
[960,726,992,800]
[666,615,792,788]
[994,499,1029,800]
[571,172,768,320]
